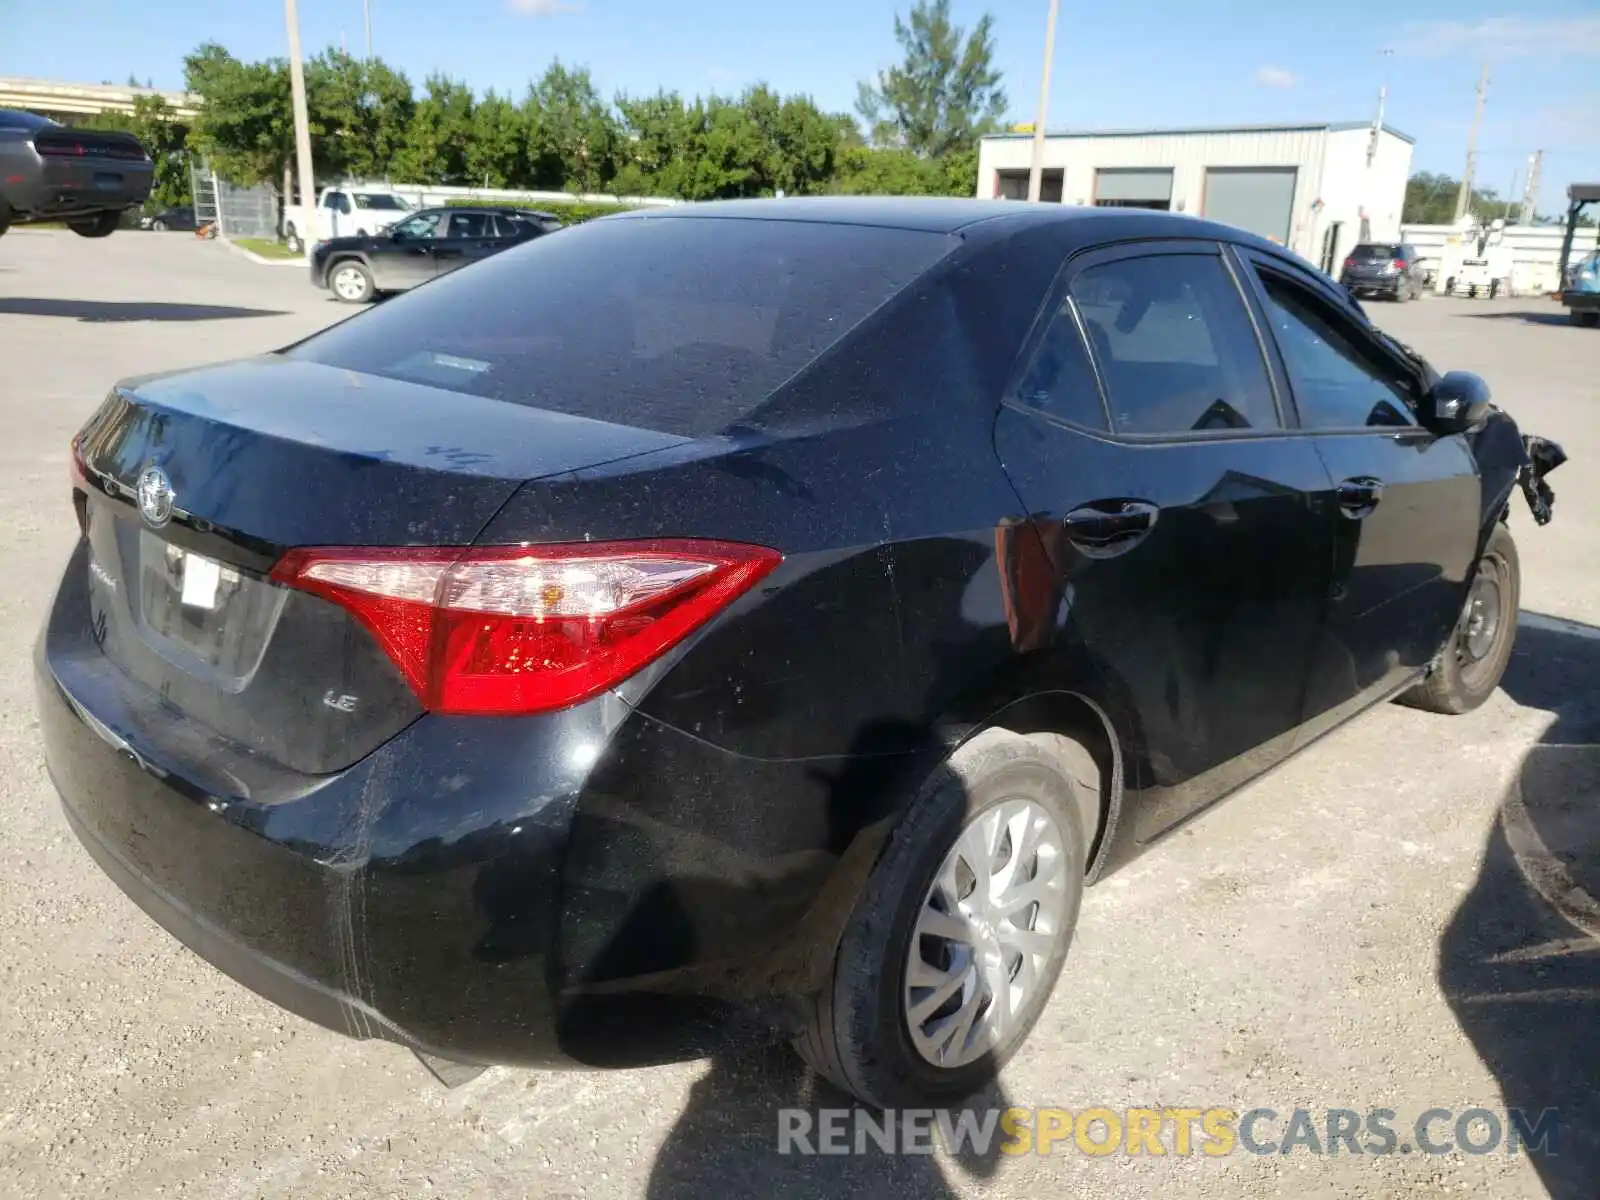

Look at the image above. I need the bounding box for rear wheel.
[285,226,303,255]
[796,728,1094,1108]
[151,219,168,232]
[330,260,375,304]
[1571,310,1600,328]
[1398,525,1519,715]
[68,211,119,238]
[0,202,10,239]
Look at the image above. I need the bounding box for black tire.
[1571,310,1600,328]
[285,226,303,255]
[1398,524,1519,715]
[0,202,10,239]
[328,259,375,304]
[68,211,119,238]
[796,727,1095,1108]
[1394,284,1408,303]
[151,219,168,232]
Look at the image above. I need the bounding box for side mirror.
[1425,371,1492,434]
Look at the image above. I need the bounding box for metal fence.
[189,161,279,240]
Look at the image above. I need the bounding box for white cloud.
[1254,66,1297,89]
[1402,16,1600,58]
[507,0,581,14]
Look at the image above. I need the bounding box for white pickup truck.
[282,186,413,252]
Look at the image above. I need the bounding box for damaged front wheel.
[1398,524,1520,715]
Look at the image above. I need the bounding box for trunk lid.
[69,355,690,773]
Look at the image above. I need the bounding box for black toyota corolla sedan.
[38,199,1563,1109]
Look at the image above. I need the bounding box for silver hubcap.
[334,268,367,300]
[1461,567,1502,662]
[904,798,1067,1069]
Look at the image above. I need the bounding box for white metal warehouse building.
[976,122,1414,275]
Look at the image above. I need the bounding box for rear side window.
[292,217,955,438]
[1011,301,1107,430]
[1070,253,1278,435]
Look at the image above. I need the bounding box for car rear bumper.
[1341,274,1403,297]
[36,538,873,1068]
[1562,290,1600,312]
[4,155,152,219]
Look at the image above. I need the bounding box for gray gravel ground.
[0,230,1596,1199]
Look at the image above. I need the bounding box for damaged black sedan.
[38,200,1563,1110]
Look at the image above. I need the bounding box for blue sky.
[4,0,1598,209]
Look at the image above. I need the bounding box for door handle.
[1336,476,1385,520]
[1062,500,1160,559]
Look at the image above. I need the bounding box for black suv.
[1340,242,1426,301]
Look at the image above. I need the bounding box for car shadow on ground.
[1439,614,1600,1199]
[645,1043,1011,1199]
[1459,310,1575,327]
[0,298,288,323]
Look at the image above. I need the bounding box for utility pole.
[1367,48,1393,167]
[286,0,317,256]
[1520,150,1543,225]
[1454,63,1489,221]
[364,0,373,60]
[1026,0,1061,203]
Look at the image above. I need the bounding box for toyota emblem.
[136,465,175,529]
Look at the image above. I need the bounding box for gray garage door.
[1202,167,1297,244]
[1095,168,1173,209]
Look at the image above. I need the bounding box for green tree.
[391,75,474,183]
[1403,170,1524,225]
[464,92,526,188]
[856,0,1006,158]
[307,51,414,181]
[524,62,618,192]
[183,43,295,189]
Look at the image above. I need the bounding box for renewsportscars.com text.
[777,1106,1560,1158]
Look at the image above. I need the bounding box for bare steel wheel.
[1398,524,1519,715]
[905,797,1069,1068]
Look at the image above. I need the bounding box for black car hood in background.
[78,355,691,555]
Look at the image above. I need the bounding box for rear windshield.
[354,193,407,210]
[290,216,955,437]
[1351,244,1401,260]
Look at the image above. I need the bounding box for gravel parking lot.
[1,229,1596,1200]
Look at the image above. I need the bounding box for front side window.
[355,193,407,211]
[1255,272,1416,429]
[1069,253,1278,436]
[393,211,444,240]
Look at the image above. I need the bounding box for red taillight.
[1392,259,1406,271]
[271,540,782,716]
[1343,257,1356,270]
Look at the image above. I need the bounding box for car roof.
[611,196,1296,256]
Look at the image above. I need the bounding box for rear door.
[993,240,1337,841]
[433,210,497,276]
[1238,250,1480,738]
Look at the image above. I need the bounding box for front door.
[994,241,1337,842]
[375,210,445,291]
[1239,252,1482,738]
